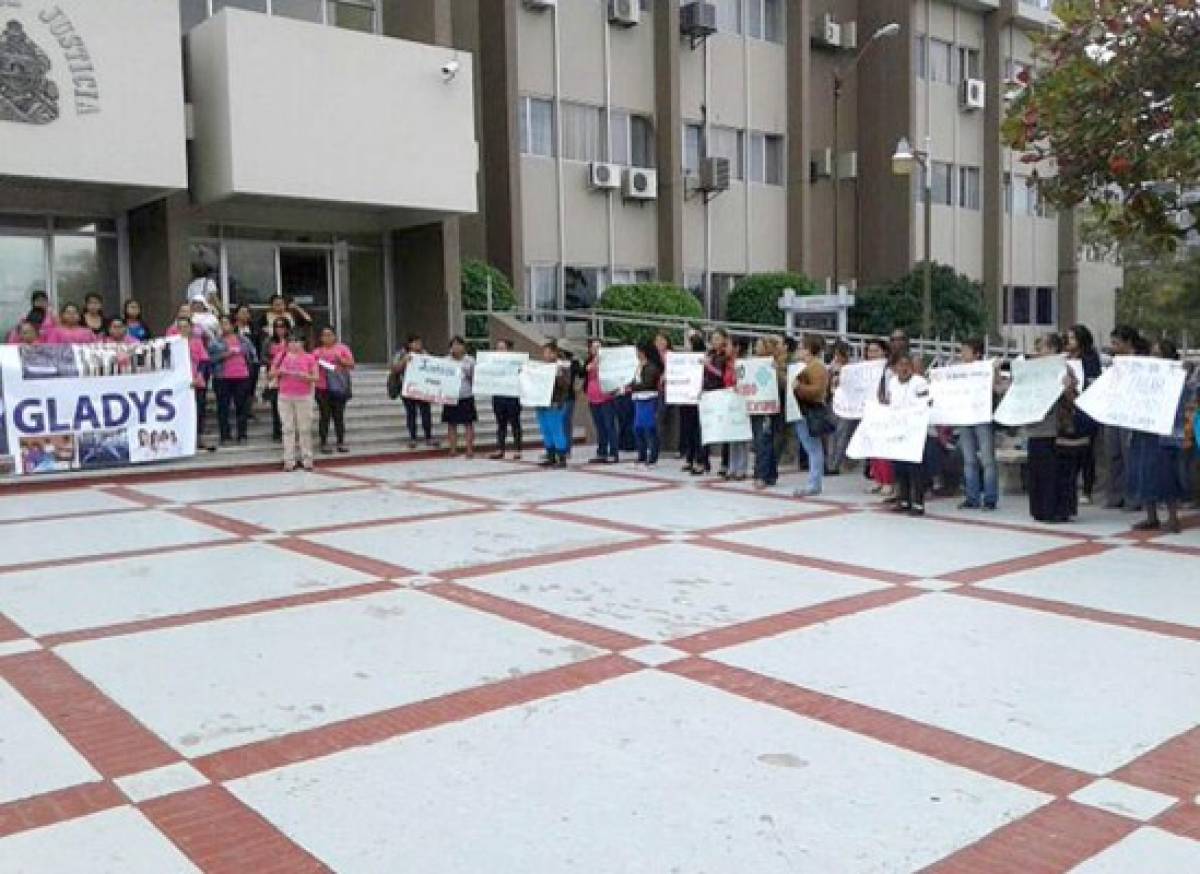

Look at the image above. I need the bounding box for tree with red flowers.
[1002,0,1200,253]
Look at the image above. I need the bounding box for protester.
[6,290,55,343]
[261,318,292,442]
[209,315,258,444]
[631,340,664,468]
[825,340,853,476]
[725,339,751,481]
[489,338,523,460]
[45,303,97,344]
[862,338,896,500]
[701,328,735,476]
[77,292,106,338]
[442,335,476,458]
[680,332,707,475]
[314,325,355,454]
[957,338,1000,510]
[751,336,785,489]
[106,319,131,345]
[15,321,40,345]
[123,299,150,342]
[393,334,435,448]
[176,315,211,450]
[585,339,619,464]
[1104,325,1140,509]
[189,294,221,343]
[1128,339,1191,533]
[1025,333,1078,524]
[256,294,308,350]
[791,335,831,498]
[233,304,261,404]
[653,331,675,453]
[1066,324,1102,504]
[560,347,585,460]
[536,340,572,468]
[880,350,931,515]
[271,334,319,471]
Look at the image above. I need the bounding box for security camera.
[441,59,460,81]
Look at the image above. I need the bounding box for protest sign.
[519,361,558,408]
[401,354,463,405]
[832,359,886,420]
[474,351,528,398]
[599,346,638,393]
[928,360,996,426]
[735,357,781,415]
[699,389,751,444]
[846,399,930,464]
[1076,355,1186,436]
[993,355,1068,427]
[0,337,195,476]
[664,352,704,406]
[784,362,807,423]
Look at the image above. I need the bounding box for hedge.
[726,273,821,326]
[599,282,704,345]
[461,260,517,338]
[849,262,989,339]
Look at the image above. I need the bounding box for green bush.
[726,273,821,326]
[461,260,517,339]
[599,282,703,345]
[850,262,989,339]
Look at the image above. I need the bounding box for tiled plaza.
[0,453,1197,873]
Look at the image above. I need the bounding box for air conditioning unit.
[589,161,623,190]
[840,150,858,180]
[814,13,841,49]
[841,20,858,50]
[608,0,639,26]
[523,0,555,10]
[680,2,717,39]
[810,147,833,179]
[623,166,658,200]
[699,156,731,192]
[960,78,986,110]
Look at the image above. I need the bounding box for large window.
[715,0,742,34]
[746,0,783,43]
[707,127,745,180]
[561,102,605,163]
[527,265,558,311]
[748,133,783,185]
[683,123,704,176]
[1035,286,1055,325]
[928,38,953,83]
[611,268,655,286]
[956,47,981,82]
[564,266,608,310]
[182,0,378,32]
[520,96,555,158]
[959,166,981,211]
[919,161,954,205]
[610,111,655,167]
[1011,286,1031,325]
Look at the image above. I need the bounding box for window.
[748,133,784,185]
[611,269,655,286]
[1011,286,1031,324]
[956,47,981,82]
[929,38,953,83]
[564,266,607,310]
[715,0,742,34]
[683,272,706,311]
[184,0,379,32]
[527,265,558,311]
[273,0,322,22]
[684,123,704,176]
[1035,287,1055,325]
[913,35,927,79]
[1003,172,1013,214]
[212,0,266,13]
[707,127,745,180]
[561,102,605,163]
[746,0,782,42]
[959,166,981,210]
[919,161,954,205]
[180,0,208,29]
[328,0,375,32]
[611,111,655,167]
[520,96,555,158]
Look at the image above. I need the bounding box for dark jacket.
[631,361,663,395]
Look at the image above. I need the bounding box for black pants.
[1080,434,1097,498]
[493,396,522,453]
[266,390,282,439]
[404,398,432,442]
[194,387,207,442]
[1028,437,1080,522]
[679,406,705,468]
[214,377,253,441]
[614,394,636,451]
[316,390,348,446]
[895,461,926,510]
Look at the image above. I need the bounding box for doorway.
[280,247,333,334]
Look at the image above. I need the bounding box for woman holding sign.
[1127,340,1190,534]
[489,338,524,460]
[585,340,619,464]
[442,336,477,458]
[271,335,319,471]
[631,341,664,467]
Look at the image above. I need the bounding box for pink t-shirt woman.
[45,325,97,344]
[278,350,318,398]
[313,342,354,391]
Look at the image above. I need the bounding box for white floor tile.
[128,471,351,503]
[553,486,823,532]
[621,644,689,667]
[711,594,1200,774]
[338,458,517,484]
[0,489,143,523]
[229,671,1047,874]
[0,639,42,657]
[58,590,601,758]
[933,501,1141,538]
[0,542,373,637]
[203,488,476,533]
[459,542,884,642]
[0,678,101,804]
[1069,778,1177,822]
[427,470,661,504]
[115,762,210,803]
[908,579,963,592]
[1071,827,1200,873]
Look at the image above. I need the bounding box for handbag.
[803,402,836,437]
[386,369,403,400]
[326,366,353,400]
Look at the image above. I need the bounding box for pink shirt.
[45,325,97,345]
[278,352,317,398]
[585,359,612,404]
[313,343,354,391]
[219,336,251,380]
[187,337,209,389]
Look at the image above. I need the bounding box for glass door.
[279,247,333,342]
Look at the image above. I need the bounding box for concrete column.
[982,6,1007,337]
[654,0,684,285]
[787,0,812,276]
[127,192,192,334]
[1057,207,1080,331]
[392,222,462,353]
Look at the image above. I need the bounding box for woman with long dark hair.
[630,340,664,467]
[123,299,150,342]
[442,335,476,458]
[314,325,356,454]
[1066,323,1101,504]
[262,317,292,442]
[1128,339,1191,533]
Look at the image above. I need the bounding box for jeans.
[493,396,522,453]
[590,400,618,459]
[214,377,252,441]
[403,398,432,442]
[728,441,749,476]
[752,415,778,484]
[614,394,636,451]
[316,390,347,446]
[827,416,855,473]
[563,398,576,456]
[633,397,659,464]
[958,423,998,508]
[793,417,825,493]
[536,405,569,453]
[1104,425,1131,507]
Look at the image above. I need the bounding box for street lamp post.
[892,135,934,338]
[831,22,900,297]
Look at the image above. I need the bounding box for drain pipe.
[553,4,566,333]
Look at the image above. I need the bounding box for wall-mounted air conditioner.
[624,167,658,200]
[608,0,639,26]
[841,20,858,50]
[680,2,717,40]
[960,78,986,110]
[840,150,858,180]
[589,162,623,190]
[810,147,833,180]
[699,156,730,193]
[523,0,556,10]
[814,13,841,49]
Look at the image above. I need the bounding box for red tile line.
[0,613,30,644]
[283,505,480,537]
[524,506,662,538]
[98,483,171,507]
[692,505,854,537]
[1152,802,1200,842]
[1132,540,1200,560]
[166,506,273,538]
[140,784,332,874]
[662,657,1094,797]
[942,541,1112,585]
[0,536,243,578]
[1111,726,1200,800]
[193,653,641,783]
[434,536,660,583]
[0,503,149,529]
[917,798,1139,874]
[0,780,126,840]
[271,537,415,581]
[534,481,682,508]
[691,534,914,585]
[401,481,505,505]
[922,509,1096,542]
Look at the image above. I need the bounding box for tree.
[850,262,990,339]
[460,260,516,339]
[1002,1,1200,253]
[726,273,820,326]
[600,282,703,344]
[1116,249,1200,339]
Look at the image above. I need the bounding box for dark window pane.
[1036,287,1055,325]
[1012,286,1031,325]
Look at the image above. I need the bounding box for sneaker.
[1080,494,1094,506]
[489,451,505,460]
[879,485,896,499]
[538,455,557,468]
[408,441,418,450]
[282,463,296,472]
[587,456,607,464]
[892,502,911,513]
[512,452,523,460]
[793,486,822,498]
[336,445,349,454]
[958,500,980,510]
[909,506,926,517]
[554,456,568,469]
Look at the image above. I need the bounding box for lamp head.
[873,22,901,40]
[891,137,916,176]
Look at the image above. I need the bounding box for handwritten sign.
[993,355,1067,427]
[1076,355,1186,436]
[735,357,780,415]
[474,351,528,398]
[785,362,807,423]
[401,354,462,406]
[928,361,995,426]
[832,359,886,420]
[518,361,558,408]
[664,352,704,406]
[699,389,751,444]
[847,400,930,464]
[599,346,638,393]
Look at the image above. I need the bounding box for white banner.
[1076,356,1187,437]
[994,355,1068,427]
[474,351,529,398]
[928,361,996,426]
[664,352,704,406]
[0,338,195,476]
[699,389,751,444]
[785,362,807,423]
[401,355,462,406]
[1067,359,1086,390]
[847,400,930,464]
[832,359,887,420]
[519,361,558,408]
[599,346,638,393]
[735,357,781,415]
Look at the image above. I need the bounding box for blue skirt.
[1127,432,1187,504]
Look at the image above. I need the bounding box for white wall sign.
[401,354,462,406]
[994,355,1068,427]
[735,357,780,415]
[663,352,704,406]
[474,351,528,398]
[832,359,886,420]
[847,400,930,464]
[1076,356,1186,437]
[519,361,558,408]
[699,389,751,444]
[598,346,638,393]
[928,361,996,427]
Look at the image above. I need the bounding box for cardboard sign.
[735,357,781,415]
[474,351,529,398]
[699,389,752,444]
[599,346,638,393]
[519,361,558,408]
[1076,355,1187,437]
[785,362,807,423]
[832,359,887,420]
[993,355,1067,427]
[846,399,930,464]
[664,352,704,406]
[401,355,463,405]
[928,360,996,426]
